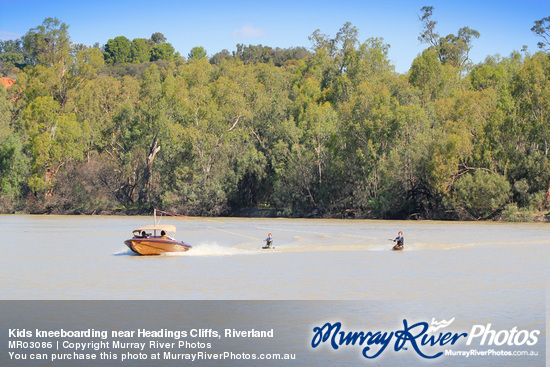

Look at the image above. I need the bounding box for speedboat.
[124,224,192,255]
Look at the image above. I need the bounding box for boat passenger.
[141,231,148,238]
[393,231,404,248]
[160,230,174,240]
[265,233,273,248]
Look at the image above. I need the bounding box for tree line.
[0,9,549,220]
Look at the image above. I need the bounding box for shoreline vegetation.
[3,208,550,223]
[1,9,550,222]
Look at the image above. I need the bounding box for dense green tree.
[150,42,176,61]
[453,170,511,219]
[188,46,207,60]
[347,37,393,83]
[234,44,275,64]
[272,46,310,67]
[150,32,167,45]
[130,38,150,63]
[163,59,251,214]
[22,17,70,67]
[469,53,520,91]
[409,49,462,104]
[0,39,24,75]
[1,17,549,219]
[0,86,29,210]
[309,22,359,74]
[226,45,310,67]
[438,27,480,69]
[209,49,233,65]
[508,52,550,202]
[512,52,550,156]
[103,36,132,64]
[17,44,103,111]
[22,96,86,195]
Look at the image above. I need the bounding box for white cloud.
[231,25,267,39]
[0,30,24,41]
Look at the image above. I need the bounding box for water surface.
[0,215,547,301]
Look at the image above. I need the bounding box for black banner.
[1,301,546,366]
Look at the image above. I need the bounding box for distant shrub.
[501,203,534,222]
[454,170,510,219]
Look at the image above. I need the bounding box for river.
[0,215,547,366]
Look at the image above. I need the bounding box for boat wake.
[113,248,137,256]
[114,241,491,257]
[161,242,255,257]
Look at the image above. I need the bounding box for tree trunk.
[139,132,161,203]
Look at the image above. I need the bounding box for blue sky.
[1,0,548,73]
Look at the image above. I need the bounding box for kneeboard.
[392,245,403,251]
[262,246,275,249]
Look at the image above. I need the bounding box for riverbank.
[2,205,549,222]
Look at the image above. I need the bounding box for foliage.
[453,170,511,219]
[188,46,207,60]
[531,16,550,50]
[104,34,177,65]
[150,42,177,62]
[0,86,29,210]
[230,44,311,67]
[151,32,167,45]
[418,6,479,70]
[0,39,25,76]
[131,38,150,63]
[22,17,70,67]
[1,15,549,221]
[104,36,132,64]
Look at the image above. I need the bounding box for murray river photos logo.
[310,318,540,359]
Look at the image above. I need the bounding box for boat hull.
[124,238,192,255]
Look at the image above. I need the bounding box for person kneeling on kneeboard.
[392,231,404,250]
[263,233,273,249]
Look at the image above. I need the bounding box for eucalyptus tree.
[13,18,103,204]
[307,22,360,104]
[0,86,29,210]
[531,16,550,50]
[243,63,291,205]
[346,37,393,84]
[21,95,86,196]
[22,17,70,67]
[509,52,550,202]
[409,49,464,105]
[418,6,479,70]
[158,59,262,214]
